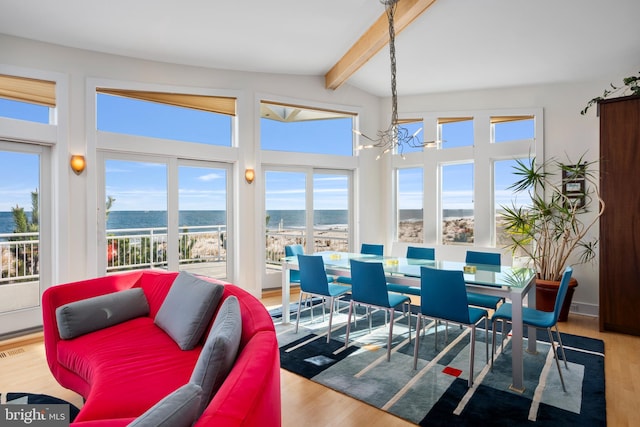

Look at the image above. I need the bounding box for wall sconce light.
[245,168,255,184]
[70,155,86,175]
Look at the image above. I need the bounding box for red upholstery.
[42,270,281,426]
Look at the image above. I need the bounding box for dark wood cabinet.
[599,95,640,335]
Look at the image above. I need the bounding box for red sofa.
[42,270,281,426]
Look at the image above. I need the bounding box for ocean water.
[0,208,473,235]
[107,210,227,230]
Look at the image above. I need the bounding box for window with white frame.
[0,74,55,124]
[95,86,236,279]
[441,162,475,244]
[260,101,355,155]
[397,167,423,243]
[97,89,235,146]
[394,111,540,248]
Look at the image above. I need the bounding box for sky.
[0,95,533,213]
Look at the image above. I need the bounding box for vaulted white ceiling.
[1,0,638,97]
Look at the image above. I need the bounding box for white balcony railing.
[1,225,349,284]
[264,229,349,268]
[0,225,228,283]
[0,232,39,284]
[105,225,227,272]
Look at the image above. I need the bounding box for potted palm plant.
[500,155,605,320]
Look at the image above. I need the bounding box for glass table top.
[284,251,536,289]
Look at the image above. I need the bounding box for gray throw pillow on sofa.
[155,271,224,350]
[189,295,242,417]
[127,382,203,427]
[56,288,149,340]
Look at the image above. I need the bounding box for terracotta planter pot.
[535,277,578,322]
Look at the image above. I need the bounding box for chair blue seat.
[345,260,411,361]
[385,246,434,296]
[414,267,489,387]
[491,266,573,392]
[286,244,334,283]
[295,254,350,343]
[336,243,385,285]
[361,243,384,256]
[465,250,503,311]
[406,246,435,260]
[466,293,502,309]
[386,283,421,296]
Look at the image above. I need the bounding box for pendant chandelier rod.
[356,0,437,159]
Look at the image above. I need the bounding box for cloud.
[198,173,221,182]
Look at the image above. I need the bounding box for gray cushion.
[127,382,203,427]
[154,271,224,350]
[56,288,149,340]
[189,295,242,417]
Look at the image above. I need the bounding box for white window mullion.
[167,158,179,271]
[473,113,492,247]
[305,168,314,253]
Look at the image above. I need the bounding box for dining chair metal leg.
[387,309,395,361]
[469,324,476,387]
[434,316,438,351]
[406,302,412,343]
[307,295,315,323]
[485,317,489,362]
[295,292,304,334]
[353,303,358,328]
[547,327,567,392]
[554,324,568,368]
[344,301,355,350]
[444,321,449,344]
[326,296,336,343]
[490,318,500,371]
[413,314,422,370]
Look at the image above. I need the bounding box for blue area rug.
[275,303,606,426]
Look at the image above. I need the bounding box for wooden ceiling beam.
[325,0,438,91]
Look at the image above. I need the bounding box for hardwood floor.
[2,294,639,426]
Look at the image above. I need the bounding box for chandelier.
[356,0,437,159]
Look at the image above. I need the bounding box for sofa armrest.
[42,271,145,385]
[194,331,281,427]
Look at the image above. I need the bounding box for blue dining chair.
[361,243,384,256]
[344,260,412,361]
[414,267,488,387]
[285,244,304,284]
[295,254,350,343]
[406,246,435,260]
[386,246,435,296]
[286,244,334,284]
[336,243,385,285]
[491,266,573,392]
[465,250,503,311]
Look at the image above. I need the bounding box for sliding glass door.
[178,162,229,279]
[0,142,50,334]
[263,167,351,287]
[100,154,231,279]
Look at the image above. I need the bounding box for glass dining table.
[281,251,537,392]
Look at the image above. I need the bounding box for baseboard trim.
[569,301,598,317]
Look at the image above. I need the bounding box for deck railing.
[106,225,227,272]
[0,232,39,284]
[0,225,227,283]
[1,225,349,283]
[264,229,349,268]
